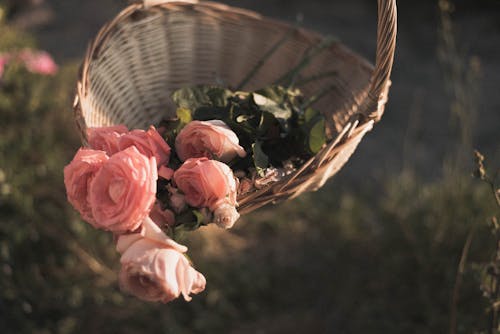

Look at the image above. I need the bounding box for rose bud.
[238,178,253,195]
[89,146,157,234]
[213,201,240,229]
[170,192,187,214]
[117,217,205,303]
[87,125,128,156]
[175,120,246,163]
[64,148,108,224]
[165,185,187,214]
[173,158,237,210]
[150,202,176,227]
[118,126,171,166]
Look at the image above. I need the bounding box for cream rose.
[87,125,128,156]
[118,126,171,166]
[173,157,237,210]
[117,217,206,303]
[213,201,240,229]
[63,148,109,224]
[88,146,157,233]
[175,120,246,163]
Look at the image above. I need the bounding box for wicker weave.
[73,0,397,214]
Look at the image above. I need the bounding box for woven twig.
[73,0,397,215]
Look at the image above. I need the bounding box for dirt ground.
[26,0,500,178]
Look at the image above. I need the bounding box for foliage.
[472,151,500,334]
[168,84,326,176]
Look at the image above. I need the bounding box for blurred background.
[0,0,499,333]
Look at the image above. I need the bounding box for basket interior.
[78,2,374,139]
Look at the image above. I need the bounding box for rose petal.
[158,165,174,180]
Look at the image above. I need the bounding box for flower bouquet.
[64,84,327,303]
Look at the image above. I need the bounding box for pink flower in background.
[87,125,128,155]
[119,126,171,167]
[63,148,109,224]
[18,50,58,75]
[175,120,246,163]
[173,157,237,210]
[116,217,206,303]
[0,50,58,79]
[89,146,157,234]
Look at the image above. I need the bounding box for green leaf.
[236,114,253,123]
[308,117,326,154]
[176,107,192,125]
[304,107,319,123]
[158,118,181,147]
[257,111,281,138]
[224,119,258,150]
[174,210,204,232]
[193,210,205,225]
[255,85,289,104]
[252,141,269,177]
[171,86,211,110]
[171,85,233,111]
[193,106,228,121]
[252,93,292,121]
[206,87,233,107]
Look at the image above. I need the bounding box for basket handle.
[143,0,198,8]
[363,0,397,122]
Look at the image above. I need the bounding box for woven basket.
[73,0,397,215]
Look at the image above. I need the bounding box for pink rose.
[87,125,128,155]
[19,50,58,76]
[173,158,237,210]
[89,146,157,233]
[175,120,246,163]
[119,126,171,166]
[64,149,109,224]
[117,217,206,303]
